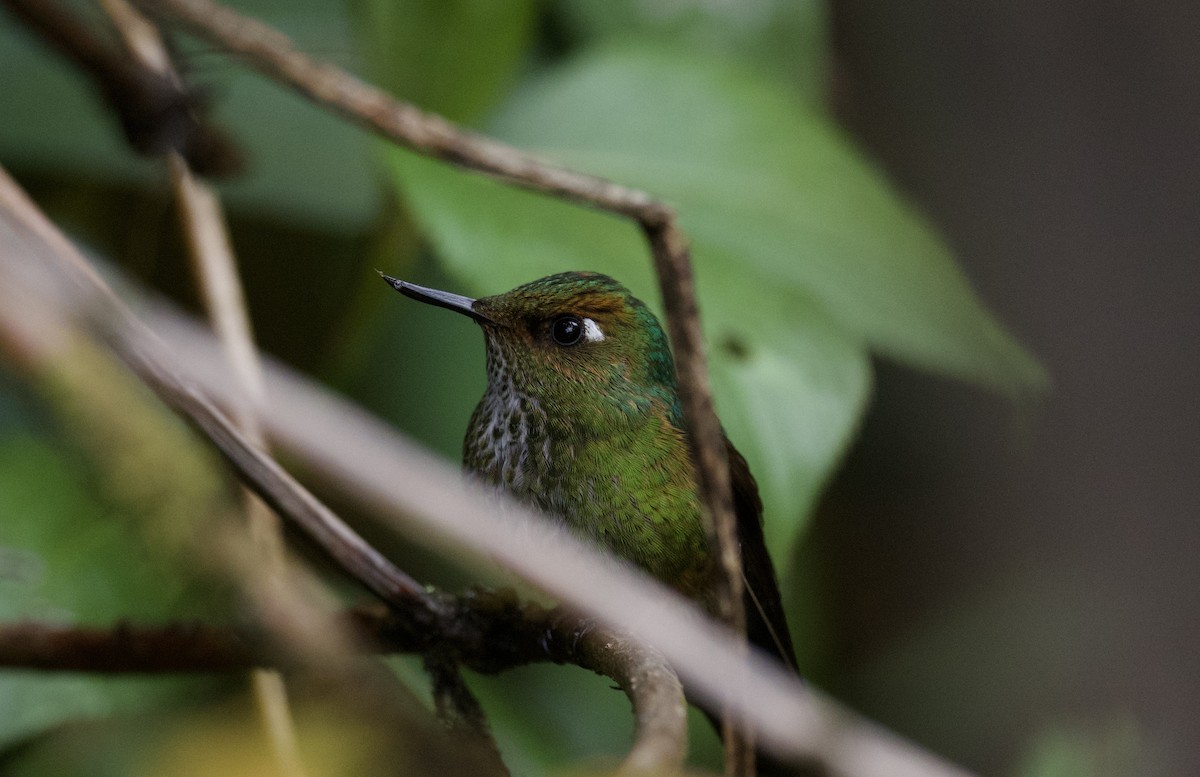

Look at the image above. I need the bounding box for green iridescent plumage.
[383,271,796,670]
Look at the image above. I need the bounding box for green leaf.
[385,42,1044,548]
[488,44,1046,396]
[356,0,537,124]
[0,436,221,748]
[701,257,872,551]
[557,0,829,106]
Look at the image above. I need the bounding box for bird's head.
[382,271,681,428]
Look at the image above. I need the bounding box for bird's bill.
[379,273,492,324]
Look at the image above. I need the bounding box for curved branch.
[0,603,688,776]
[573,625,689,775]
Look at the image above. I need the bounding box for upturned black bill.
[379,273,492,324]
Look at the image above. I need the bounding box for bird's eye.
[551,315,583,346]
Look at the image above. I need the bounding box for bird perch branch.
[0,600,685,777]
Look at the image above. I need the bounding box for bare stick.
[644,224,750,776]
[0,620,254,672]
[97,4,301,770]
[424,654,510,777]
[0,605,688,776]
[133,0,655,217]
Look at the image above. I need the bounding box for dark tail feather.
[715,437,809,772]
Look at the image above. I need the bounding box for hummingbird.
[381,270,797,674]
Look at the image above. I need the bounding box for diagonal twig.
[96,1,301,769]
[0,602,687,776]
[424,653,510,777]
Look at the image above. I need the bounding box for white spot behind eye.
[582,318,605,342]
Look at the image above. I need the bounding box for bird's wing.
[726,437,799,672]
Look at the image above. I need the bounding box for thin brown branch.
[134,0,659,220]
[169,156,268,439]
[169,162,306,772]
[0,620,254,672]
[644,225,750,777]
[98,2,300,768]
[0,603,686,776]
[99,0,272,543]
[424,654,510,777]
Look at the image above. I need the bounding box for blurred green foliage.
[1015,715,1147,777]
[0,435,224,751]
[556,0,829,106]
[0,0,1049,774]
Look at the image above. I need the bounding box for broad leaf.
[558,0,829,106]
[357,0,538,124]
[385,42,1045,549]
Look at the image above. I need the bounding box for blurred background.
[823,3,1199,776]
[0,1,1196,776]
